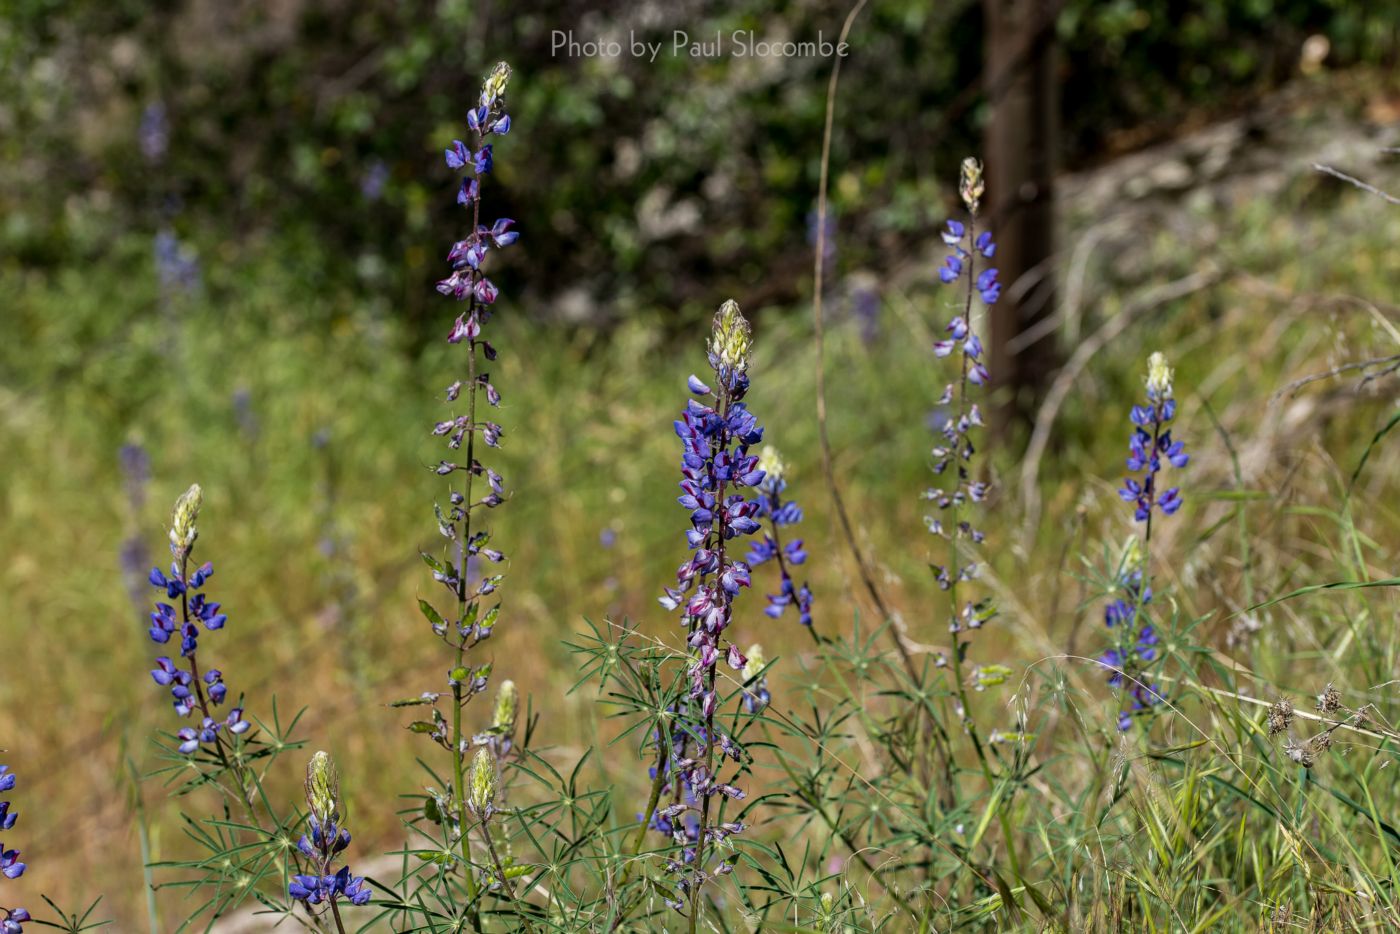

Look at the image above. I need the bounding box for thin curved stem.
[809,0,918,678]
[479,816,538,934]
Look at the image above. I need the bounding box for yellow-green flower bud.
[1145,352,1174,401]
[757,447,786,486]
[305,750,339,825]
[482,62,512,106]
[1120,536,1144,575]
[468,747,497,817]
[971,664,1013,691]
[492,680,518,736]
[819,891,834,916]
[709,300,753,377]
[169,483,203,555]
[989,730,1036,744]
[742,644,766,683]
[959,157,985,214]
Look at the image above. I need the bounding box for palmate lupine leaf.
[29,896,110,933]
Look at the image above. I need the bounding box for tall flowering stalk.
[1102,353,1188,729]
[746,446,815,630]
[929,159,998,699]
[145,486,252,779]
[1120,353,1189,534]
[405,60,518,920]
[138,483,327,926]
[288,752,371,929]
[928,158,1026,885]
[0,765,29,933]
[659,300,766,928]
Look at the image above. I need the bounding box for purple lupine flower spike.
[928,158,996,627]
[144,486,252,755]
[1119,353,1189,526]
[746,447,815,626]
[0,765,29,932]
[1105,355,1187,729]
[288,753,373,911]
[654,300,768,914]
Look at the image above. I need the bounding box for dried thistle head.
[959,157,985,214]
[1266,700,1294,736]
[1316,683,1342,714]
[1283,737,1315,768]
[1312,730,1334,753]
[168,483,203,556]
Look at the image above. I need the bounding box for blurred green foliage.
[1,0,1395,341]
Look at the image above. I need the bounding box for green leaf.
[418,599,445,628]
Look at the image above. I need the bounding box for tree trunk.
[982,0,1061,434]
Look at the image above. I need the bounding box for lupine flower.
[120,443,151,510]
[1119,352,1190,523]
[360,158,389,202]
[139,102,169,165]
[413,62,519,876]
[746,447,814,626]
[428,61,519,603]
[741,644,771,713]
[119,443,152,609]
[850,284,880,344]
[0,765,28,933]
[656,300,768,910]
[289,752,372,909]
[473,680,518,755]
[154,228,201,296]
[1102,539,1171,729]
[1102,356,1188,729]
[806,209,837,264]
[468,747,498,819]
[928,159,997,610]
[145,486,247,754]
